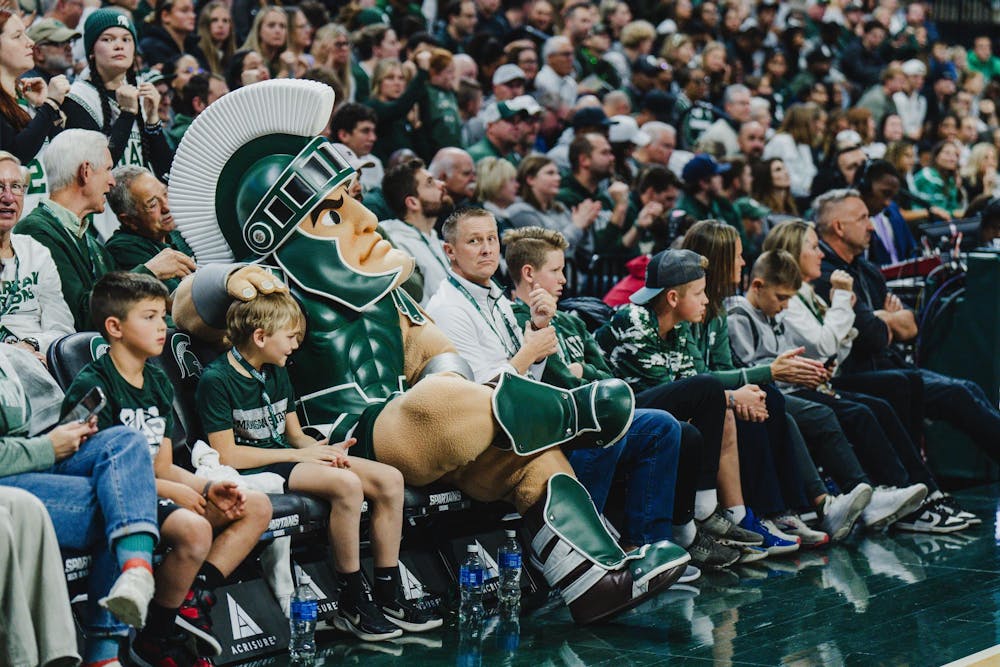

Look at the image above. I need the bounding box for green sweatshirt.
[510,303,613,389]
[416,84,462,162]
[15,201,154,331]
[105,229,195,293]
[367,69,429,164]
[594,304,771,393]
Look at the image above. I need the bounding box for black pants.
[735,384,807,514]
[832,369,924,448]
[792,388,937,492]
[672,422,702,526]
[783,394,872,493]
[636,374,725,491]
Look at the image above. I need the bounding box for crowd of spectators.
[2,0,1000,664]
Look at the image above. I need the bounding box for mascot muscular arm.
[169,79,687,624]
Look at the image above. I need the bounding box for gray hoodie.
[724,294,793,390]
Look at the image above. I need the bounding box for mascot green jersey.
[169,79,688,624]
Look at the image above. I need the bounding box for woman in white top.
[0,152,73,359]
[763,103,821,202]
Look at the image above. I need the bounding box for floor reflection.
[270,487,1000,667]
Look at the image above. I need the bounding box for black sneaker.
[687,530,740,569]
[937,495,981,526]
[895,499,968,533]
[176,588,222,657]
[333,596,404,641]
[130,631,195,667]
[379,597,443,632]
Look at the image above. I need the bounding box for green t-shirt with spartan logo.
[195,354,296,458]
[62,354,174,462]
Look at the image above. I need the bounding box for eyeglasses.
[333,40,350,48]
[0,182,26,196]
[551,51,574,57]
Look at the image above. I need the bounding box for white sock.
[694,489,718,521]
[726,504,747,525]
[674,520,696,548]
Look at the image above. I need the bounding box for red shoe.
[176,588,222,657]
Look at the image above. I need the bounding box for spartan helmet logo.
[89,336,109,361]
[117,14,128,26]
[171,333,203,380]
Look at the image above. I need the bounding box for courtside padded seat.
[47,330,471,585]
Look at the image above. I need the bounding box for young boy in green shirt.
[63,272,273,666]
[195,291,442,641]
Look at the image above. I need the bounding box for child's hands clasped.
[206,480,247,520]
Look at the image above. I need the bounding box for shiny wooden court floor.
[281,483,1000,666]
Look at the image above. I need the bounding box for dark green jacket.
[467,137,519,166]
[15,204,153,330]
[675,192,745,243]
[105,229,195,293]
[366,69,428,163]
[165,113,193,150]
[352,62,371,103]
[511,303,613,389]
[416,84,463,162]
[594,191,642,258]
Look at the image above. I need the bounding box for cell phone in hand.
[58,387,106,425]
[824,355,837,370]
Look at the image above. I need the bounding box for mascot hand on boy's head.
[168,79,414,312]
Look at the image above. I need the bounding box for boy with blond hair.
[63,272,273,666]
[195,291,443,641]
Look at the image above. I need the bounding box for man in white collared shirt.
[426,208,558,383]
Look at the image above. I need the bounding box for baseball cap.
[332,143,376,171]
[509,94,542,116]
[630,249,708,305]
[482,100,525,124]
[493,64,527,86]
[609,115,651,147]
[681,153,730,184]
[739,18,763,34]
[26,18,80,44]
[805,44,834,64]
[734,197,770,220]
[571,106,617,129]
[633,54,669,77]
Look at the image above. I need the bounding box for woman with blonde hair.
[961,142,999,200]
[196,1,235,75]
[474,156,519,222]
[240,6,291,77]
[313,23,363,101]
[752,158,798,216]
[365,53,430,162]
[763,103,821,201]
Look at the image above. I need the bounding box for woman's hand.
[829,269,853,293]
[571,199,601,229]
[19,77,48,107]
[137,82,161,125]
[48,419,96,461]
[45,75,70,105]
[728,385,767,422]
[115,84,140,114]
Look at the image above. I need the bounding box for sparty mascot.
[169,79,689,624]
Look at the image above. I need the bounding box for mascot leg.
[492,373,635,456]
[520,473,690,625]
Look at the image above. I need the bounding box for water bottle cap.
[467,544,479,553]
[505,529,516,538]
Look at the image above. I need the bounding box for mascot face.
[295,182,414,281]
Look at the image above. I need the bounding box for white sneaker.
[772,513,830,548]
[99,566,154,628]
[862,484,927,531]
[821,483,873,541]
[678,564,702,583]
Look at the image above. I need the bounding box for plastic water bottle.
[289,575,318,662]
[458,544,485,624]
[497,530,522,611]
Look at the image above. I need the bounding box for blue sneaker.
[738,509,799,556]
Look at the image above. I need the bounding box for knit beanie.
[84,9,138,57]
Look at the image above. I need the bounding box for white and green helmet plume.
[168,79,407,311]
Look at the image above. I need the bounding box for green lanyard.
[447,275,521,357]
[796,293,824,325]
[230,347,282,441]
[417,231,452,274]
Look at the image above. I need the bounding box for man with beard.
[738,120,766,161]
[429,147,476,209]
[23,19,79,83]
[380,158,455,304]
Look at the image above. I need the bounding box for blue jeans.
[568,408,681,545]
[1,426,159,636]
